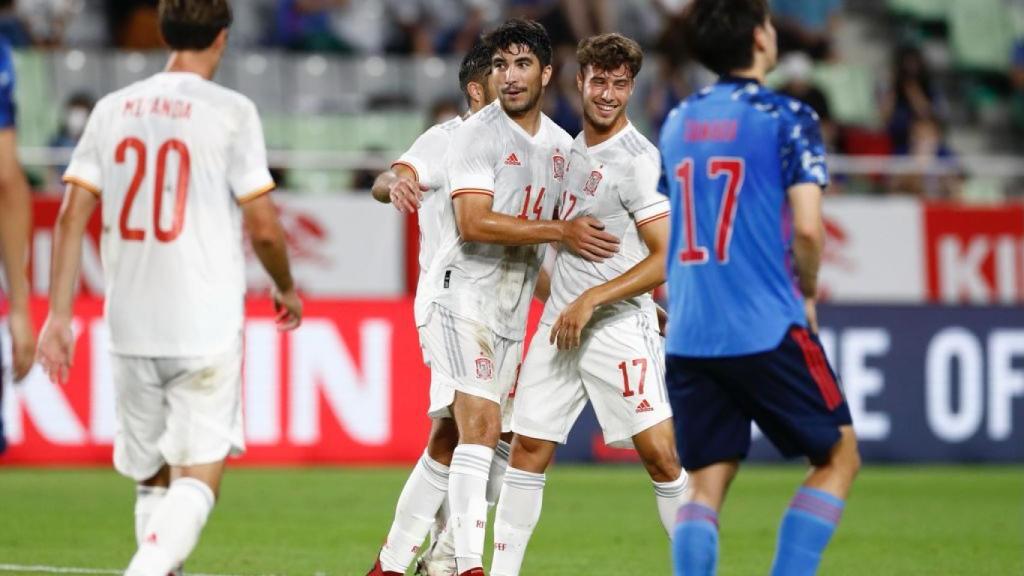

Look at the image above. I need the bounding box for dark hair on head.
[682,0,769,76]
[577,33,644,79]
[159,0,233,51]
[459,38,493,96]
[483,18,553,68]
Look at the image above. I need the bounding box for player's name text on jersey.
[684,119,738,143]
[122,97,193,120]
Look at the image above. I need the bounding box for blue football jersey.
[659,77,828,357]
[0,41,14,130]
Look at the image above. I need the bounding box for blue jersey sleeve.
[779,100,828,190]
[0,43,16,129]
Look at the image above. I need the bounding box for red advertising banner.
[1,299,433,466]
[924,203,1024,304]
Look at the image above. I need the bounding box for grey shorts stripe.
[440,309,464,378]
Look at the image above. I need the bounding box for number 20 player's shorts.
[667,325,854,470]
[513,314,672,449]
[418,304,520,432]
[112,339,246,481]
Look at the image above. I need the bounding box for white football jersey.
[63,72,275,357]
[422,101,572,341]
[392,115,463,328]
[541,124,670,329]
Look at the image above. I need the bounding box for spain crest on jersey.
[583,170,603,196]
[552,152,566,182]
[475,357,494,381]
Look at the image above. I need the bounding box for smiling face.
[492,43,551,117]
[578,64,633,133]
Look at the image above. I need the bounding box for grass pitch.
[0,465,1020,575]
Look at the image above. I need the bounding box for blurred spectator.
[1012,39,1024,136]
[0,0,32,46]
[353,146,389,189]
[18,0,82,46]
[544,44,581,135]
[882,44,947,155]
[770,0,842,60]
[507,0,612,48]
[776,53,837,151]
[428,97,460,125]
[47,91,92,190]
[890,118,962,199]
[272,0,349,52]
[385,0,481,55]
[107,0,159,49]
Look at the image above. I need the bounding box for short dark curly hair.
[483,18,553,68]
[577,33,643,79]
[459,38,493,99]
[682,0,769,76]
[159,0,233,51]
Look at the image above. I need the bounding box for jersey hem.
[451,188,495,199]
[62,175,101,197]
[636,212,670,228]
[237,182,276,204]
[390,160,420,183]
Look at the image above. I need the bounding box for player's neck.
[583,114,629,148]
[165,52,218,81]
[728,63,768,84]
[506,106,543,137]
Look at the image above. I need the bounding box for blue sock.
[770,487,845,576]
[672,502,719,576]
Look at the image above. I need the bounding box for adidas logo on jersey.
[505,153,522,166]
[636,399,654,414]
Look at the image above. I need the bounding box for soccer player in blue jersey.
[660,1,860,575]
[0,38,35,455]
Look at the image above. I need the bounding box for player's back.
[65,72,274,357]
[660,78,828,357]
[393,114,464,328]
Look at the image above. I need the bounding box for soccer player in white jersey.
[35,2,302,575]
[374,19,624,576]
[366,41,508,576]
[490,33,689,576]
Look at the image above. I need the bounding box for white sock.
[427,439,509,566]
[653,471,690,537]
[449,443,494,573]
[491,467,546,576]
[134,486,167,547]
[486,440,512,507]
[379,451,450,572]
[125,478,215,576]
[426,499,455,563]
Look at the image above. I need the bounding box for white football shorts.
[112,339,245,481]
[418,304,521,432]
[512,313,671,449]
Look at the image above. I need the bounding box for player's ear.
[541,64,553,88]
[467,81,483,107]
[213,28,229,51]
[576,70,584,94]
[752,23,769,56]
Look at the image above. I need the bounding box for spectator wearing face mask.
[48,91,92,192]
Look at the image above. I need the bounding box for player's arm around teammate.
[491,34,687,576]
